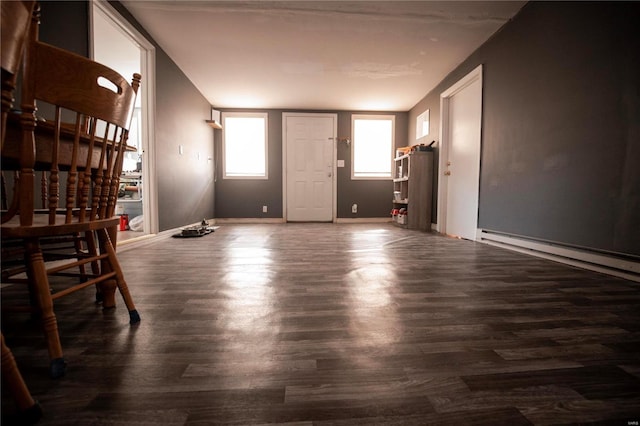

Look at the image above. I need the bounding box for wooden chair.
[1,11,141,378]
[1,333,42,423]
[1,0,35,217]
[1,1,41,416]
[2,4,100,288]
[1,0,35,148]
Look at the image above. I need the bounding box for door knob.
[444,171,451,176]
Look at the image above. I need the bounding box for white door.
[440,65,482,240]
[284,114,335,222]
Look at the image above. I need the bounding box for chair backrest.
[1,0,36,148]
[5,12,140,228]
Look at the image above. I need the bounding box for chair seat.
[1,214,119,238]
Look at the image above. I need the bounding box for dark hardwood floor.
[2,223,639,425]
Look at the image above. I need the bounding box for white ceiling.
[122,1,525,111]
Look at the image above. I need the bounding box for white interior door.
[439,65,482,240]
[284,114,335,222]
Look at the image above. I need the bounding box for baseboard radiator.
[477,229,640,282]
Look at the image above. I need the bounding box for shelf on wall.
[206,120,222,129]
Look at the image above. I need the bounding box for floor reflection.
[346,229,401,350]
[219,243,278,373]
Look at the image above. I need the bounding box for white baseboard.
[214,217,392,224]
[212,218,286,224]
[117,218,216,251]
[116,233,157,247]
[477,229,640,282]
[335,217,391,224]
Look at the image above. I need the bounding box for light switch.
[337,160,345,167]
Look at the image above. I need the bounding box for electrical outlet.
[352,204,357,213]
[262,205,268,213]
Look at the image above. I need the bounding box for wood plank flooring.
[2,223,639,425]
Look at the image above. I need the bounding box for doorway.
[283,113,337,222]
[437,65,483,240]
[90,1,158,239]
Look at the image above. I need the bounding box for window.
[351,114,395,179]
[416,109,429,140]
[222,112,268,179]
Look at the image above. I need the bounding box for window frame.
[351,114,395,180]
[222,111,269,180]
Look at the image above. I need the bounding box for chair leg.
[98,229,140,324]
[1,171,7,210]
[96,227,117,309]
[83,230,104,304]
[72,232,90,283]
[1,333,42,423]
[96,267,117,309]
[21,247,40,319]
[84,231,100,275]
[24,239,66,378]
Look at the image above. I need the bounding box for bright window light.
[352,115,394,179]
[416,109,429,140]
[223,112,268,179]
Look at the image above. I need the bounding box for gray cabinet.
[392,150,433,231]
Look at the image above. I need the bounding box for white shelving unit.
[117,172,142,219]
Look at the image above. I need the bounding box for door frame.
[436,64,483,239]
[282,112,338,222]
[90,0,159,235]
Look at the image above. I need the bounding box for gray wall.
[214,109,284,219]
[337,111,408,218]
[108,2,214,232]
[215,110,406,219]
[39,2,89,56]
[37,1,215,232]
[409,2,640,256]
[152,53,213,230]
